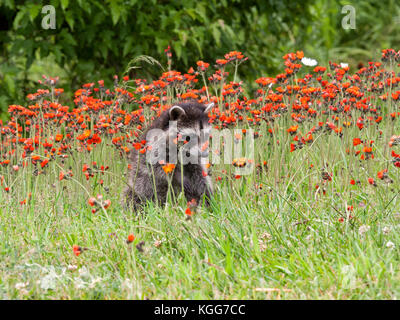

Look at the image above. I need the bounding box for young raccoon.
[123,101,214,209]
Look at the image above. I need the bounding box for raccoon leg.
[171,165,212,206]
[179,176,212,206]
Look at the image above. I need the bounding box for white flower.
[383,227,391,235]
[358,225,370,235]
[341,265,357,289]
[67,264,78,271]
[19,289,29,296]
[386,241,395,249]
[340,62,349,68]
[122,278,134,290]
[40,273,57,290]
[78,266,89,277]
[88,277,102,289]
[301,57,318,67]
[74,277,86,289]
[15,282,28,290]
[154,239,163,248]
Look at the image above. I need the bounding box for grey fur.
[123,101,213,209]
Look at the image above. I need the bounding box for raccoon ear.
[169,105,186,120]
[204,102,214,114]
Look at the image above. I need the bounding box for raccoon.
[123,101,214,209]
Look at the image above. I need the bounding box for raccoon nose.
[199,150,209,158]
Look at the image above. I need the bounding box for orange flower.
[88,197,96,206]
[133,142,142,150]
[363,146,372,153]
[185,207,193,216]
[103,199,111,209]
[88,134,101,144]
[127,233,135,243]
[41,159,49,168]
[216,59,228,65]
[368,178,376,186]
[162,163,175,174]
[377,169,388,180]
[232,158,247,168]
[73,245,82,256]
[287,125,298,134]
[296,51,304,60]
[353,138,362,146]
[196,61,210,71]
[121,146,130,153]
[77,129,91,141]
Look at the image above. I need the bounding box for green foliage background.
[0,0,400,116]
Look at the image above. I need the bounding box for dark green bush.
[0,0,400,118]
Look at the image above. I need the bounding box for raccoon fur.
[123,101,214,209]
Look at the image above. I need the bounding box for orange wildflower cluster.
[1,48,400,228]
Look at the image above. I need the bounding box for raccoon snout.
[198,149,209,158]
[183,146,209,159]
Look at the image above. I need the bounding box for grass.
[1,126,399,299]
[1,53,400,300]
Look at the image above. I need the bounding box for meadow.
[0,49,399,299]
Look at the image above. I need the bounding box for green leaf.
[195,3,207,22]
[3,0,16,9]
[4,75,16,96]
[211,24,221,46]
[65,11,75,30]
[178,30,188,46]
[28,4,41,22]
[13,10,26,29]
[38,42,50,57]
[123,37,134,57]
[174,42,182,59]
[99,45,108,60]
[109,0,121,25]
[53,45,63,63]
[184,8,196,20]
[61,30,78,46]
[61,0,69,10]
